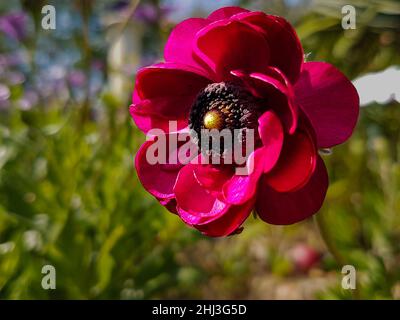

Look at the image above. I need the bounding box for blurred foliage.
[0,0,399,299]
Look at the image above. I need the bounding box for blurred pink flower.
[131,7,359,237]
[290,243,321,273]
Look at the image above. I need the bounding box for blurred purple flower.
[0,84,10,101]
[68,70,86,87]
[0,52,25,68]
[134,3,171,23]
[0,83,11,111]
[6,71,26,85]
[18,90,39,111]
[0,11,28,41]
[134,4,158,23]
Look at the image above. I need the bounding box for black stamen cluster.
[188,82,264,156]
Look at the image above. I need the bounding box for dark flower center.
[189,82,263,156]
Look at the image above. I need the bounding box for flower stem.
[314,212,360,300]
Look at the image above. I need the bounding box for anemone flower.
[131,7,359,237]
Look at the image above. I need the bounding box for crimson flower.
[131,7,359,237]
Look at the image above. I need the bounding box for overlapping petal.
[233,11,303,83]
[263,127,317,193]
[135,133,198,201]
[232,69,298,134]
[194,19,270,81]
[174,164,229,225]
[256,156,328,225]
[195,198,254,237]
[164,18,212,73]
[192,161,234,199]
[130,102,188,134]
[222,151,263,205]
[294,62,359,148]
[207,6,249,21]
[221,111,283,205]
[174,163,254,236]
[132,63,211,133]
[164,6,250,74]
[257,110,285,172]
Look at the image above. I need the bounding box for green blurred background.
[0,0,399,299]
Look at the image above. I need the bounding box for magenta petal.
[194,20,270,81]
[174,164,228,225]
[231,69,298,133]
[164,18,212,74]
[135,138,184,200]
[294,62,359,148]
[207,6,249,21]
[256,156,328,225]
[251,72,298,134]
[132,88,141,104]
[135,63,210,101]
[257,111,284,172]
[222,150,262,205]
[195,199,254,237]
[264,128,317,193]
[222,174,258,205]
[234,11,303,83]
[222,111,284,205]
[129,102,188,134]
[193,162,233,199]
[132,63,210,133]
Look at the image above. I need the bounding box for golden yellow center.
[203,110,224,130]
